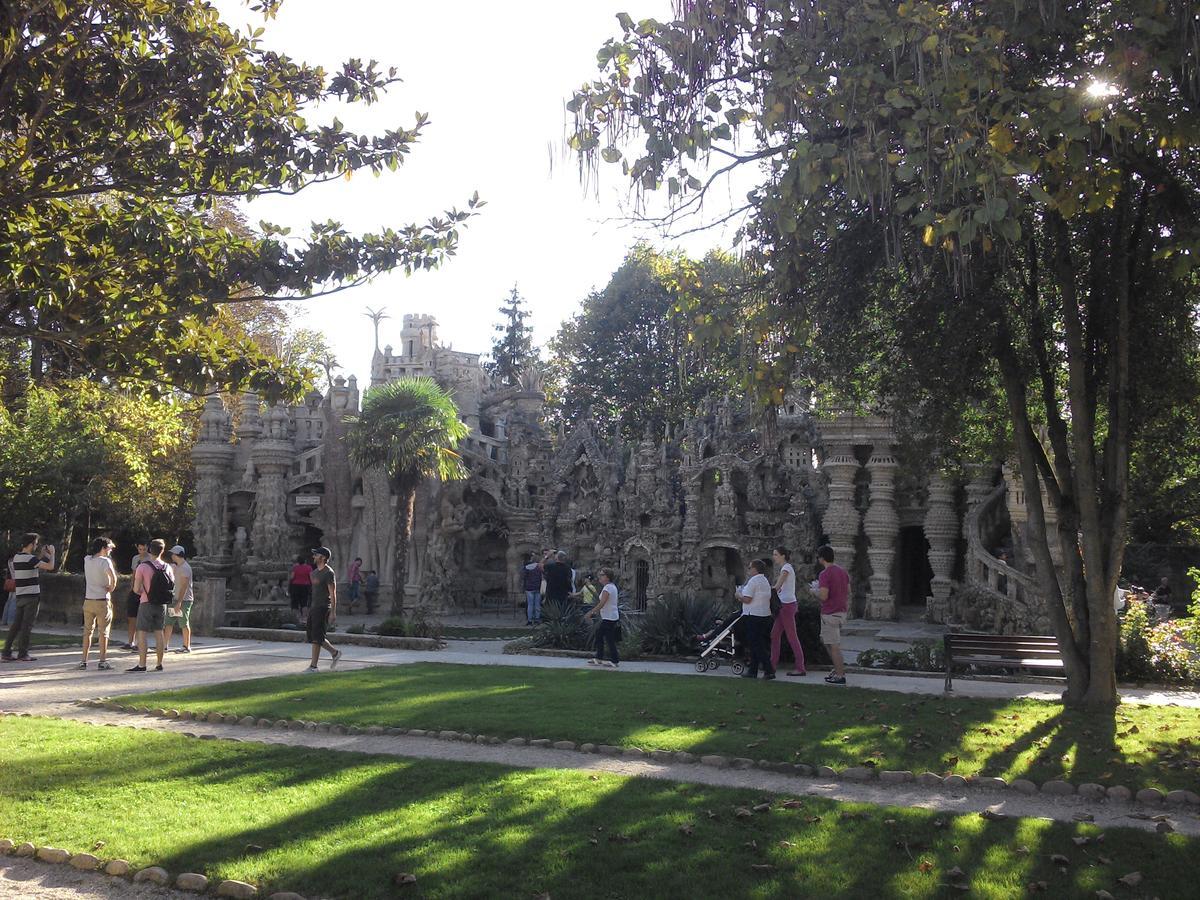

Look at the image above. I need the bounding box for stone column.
[923,472,958,622]
[191,396,234,559]
[863,446,899,619]
[189,579,227,637]
[820,443,861,579]
[249,404,294,564]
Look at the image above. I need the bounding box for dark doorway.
[635,559,650,611]
[897,526,933,607]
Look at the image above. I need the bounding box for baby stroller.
[695,612,748,676]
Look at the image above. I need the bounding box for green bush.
[405,606,444,641]
[346,624,366,635]
[1118,597,1200,684]
[856,641,944,672]
[530,599,593,650]
[635,595,724,656]
[377,616,407,637]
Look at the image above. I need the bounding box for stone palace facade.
[191,314,1048,631]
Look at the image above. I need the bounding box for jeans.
[525,590,542,623]
[770,602,806,671]
[0,593,14,627]
[594,619,620,664]
[2,597,40,658]
[744,614,774,677]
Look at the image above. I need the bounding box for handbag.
[3,577,13,594]
[770,588,782,616]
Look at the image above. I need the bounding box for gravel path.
[0,856,189,900]
[20,703,1200,838]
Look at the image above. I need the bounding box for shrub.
[530,599,592,650]
[636,595,725,657]
[346,624,365,635]
[236,608,288,629]
[376,616,407,637]
[856,641,945,672]
[1118,599,1200,684]
[405,605,444,641]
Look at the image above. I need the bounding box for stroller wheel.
[695,659,708,673]
[731,661,746,676]
[706,658,721,671]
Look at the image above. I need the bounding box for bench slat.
[954,656,1064,668]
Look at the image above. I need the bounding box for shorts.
[126,592,141,619]
[166,600,193,629]
[289,583,312,610]
[306,601,330,644]
[83,599,112,639]
[820,612,847,646]
[135,602,166,632]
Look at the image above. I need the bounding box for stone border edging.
[0,835,296,899]
[78,699,1200,810]
[214,627,442,651]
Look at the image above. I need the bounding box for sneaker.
[824,674,847,685]
[77,661,88,670]
[97,661,112,670]
[0,655,13,662]
[15,655,36,662]
[181,646,191,653]
[302,666,319,674]
[126,644,139,652]
[587,658,601,666]
[126,665,146,672]
[329,650,342,671]
[764,673,777,681]
[603,660,618,668]
[154,664,163,671]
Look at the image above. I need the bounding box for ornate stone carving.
[863,446,899,619]
[820,443,861,579]
[923,471,958,622]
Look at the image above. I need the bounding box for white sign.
[295,494,322,508]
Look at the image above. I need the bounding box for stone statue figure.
[714,474,736,530]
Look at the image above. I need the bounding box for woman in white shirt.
[737,558,775,679]
[585,568,621,668]
[769,546,806,676]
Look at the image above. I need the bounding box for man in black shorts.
[304,547,342,673]
[124,541,151,651]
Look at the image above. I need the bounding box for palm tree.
[346,378,469,614]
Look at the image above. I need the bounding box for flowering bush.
[1118,598,1200,685]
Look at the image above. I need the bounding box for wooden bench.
[943,632,1064,691]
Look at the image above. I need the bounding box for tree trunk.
[390,477,418,616]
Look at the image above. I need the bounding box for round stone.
[0,839,14,854]
[1077,783,1107,800]
[239,716,257,727]
[916,772,944,786]
[217,880,259,898]
[841,766,874,781]
[942,775,968,791]
[133,866,170,885]
[1041,780,1075,796]
[1106,785,1132,801]
[176,873,210,892]
[1135,787,1164,804]
[879,770,914,785]
[556,741,579,752]
[14,842,35,858]
[68,853,100,870]
[36,847,71,864]
[105,859,132,876]
[700,754,729,768]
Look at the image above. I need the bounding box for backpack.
[147,560,175,605]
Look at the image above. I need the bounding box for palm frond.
[346,378,470,483]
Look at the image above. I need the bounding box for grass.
[1,716,1194,899]
[28,632,79,648]
[124,663,1200,793]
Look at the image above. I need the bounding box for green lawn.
[1,716,1193,899]
[123,663,1200,793]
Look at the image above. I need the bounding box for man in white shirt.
[165,545,194,654]
[80,537,118,670]
[585,568,621,668]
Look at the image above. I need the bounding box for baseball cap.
[311,546,332,560]
[169,545,186,556]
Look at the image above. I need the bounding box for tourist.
[127,539,173,673]
[521,551,543,625]
[815,544,849,684]
[573,571,598,607]
[80,537,118,670]
[543,550,573,608]
[305,546,342,672]
[289,554,313,625]
[363,569,380,614]
[164,545,194,654]
[123,540,152,651]
[585,567,620,667]
[347,556,363,613]
[737,558,775,680]
[1,534,55,663]
[769,546,806,677]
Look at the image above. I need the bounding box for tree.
[0,1,482,400]
[547,244,746,438]
[345,378,468,614]
[0,379,194,562]
[568,1,1200,708]
[486,285,535,386]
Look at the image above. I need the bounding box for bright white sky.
[212,0,746,385]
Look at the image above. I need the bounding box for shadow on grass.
[2,717,1196,899]
[122,663,1195,791]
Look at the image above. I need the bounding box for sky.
[211,0,747,385]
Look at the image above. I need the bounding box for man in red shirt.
[815,544,849,685]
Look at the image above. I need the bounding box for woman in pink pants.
[770,546,806,676]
